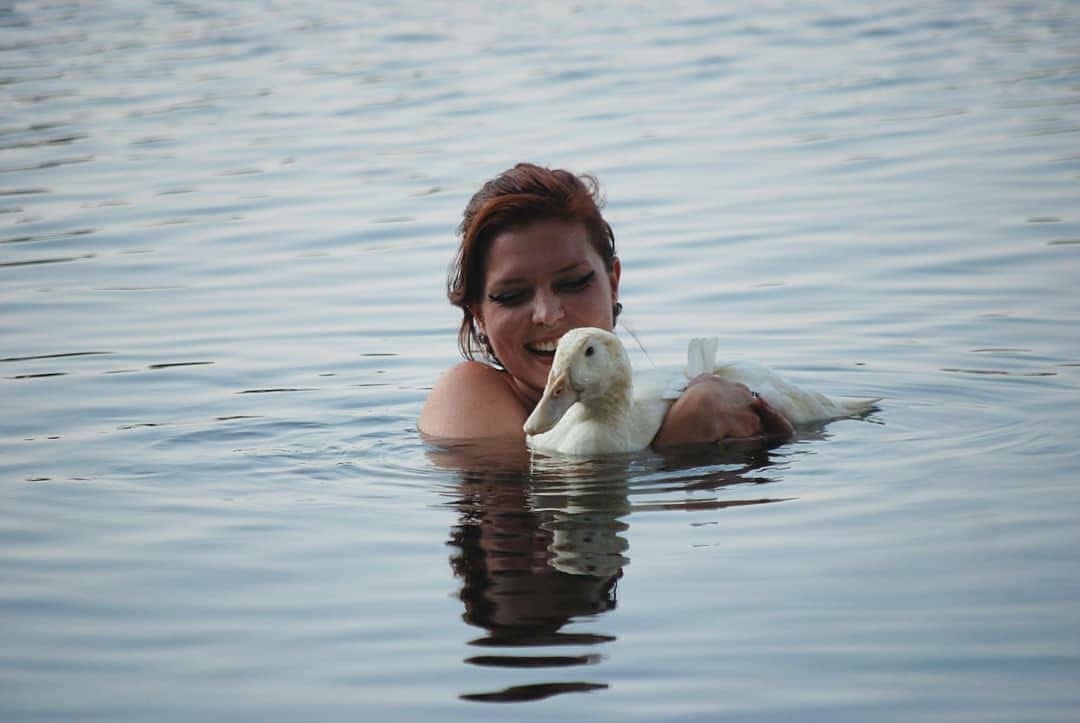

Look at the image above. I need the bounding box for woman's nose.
[531,289,564,326]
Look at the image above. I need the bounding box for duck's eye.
[585,346,594,357]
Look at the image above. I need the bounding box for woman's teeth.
[529,339,560,353]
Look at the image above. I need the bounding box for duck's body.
[525,375,671,456]
[524,328,879,456]
[690,337,876,426]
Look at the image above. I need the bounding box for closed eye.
[557,270,595,293]
[487,270,596,306]
[487,289,526,306]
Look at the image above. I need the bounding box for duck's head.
[523,327,632,436]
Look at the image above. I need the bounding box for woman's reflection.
[449,471,626,644]
[430,439,785,703]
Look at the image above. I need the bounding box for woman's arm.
[419,361,529,439]
[651,374,794,448]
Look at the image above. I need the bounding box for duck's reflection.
[449,471,626,644]
[428,438,785,703]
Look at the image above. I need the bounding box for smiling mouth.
[526,338,560,357]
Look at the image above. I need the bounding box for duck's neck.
[580,379,633,426]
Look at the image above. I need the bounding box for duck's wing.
[627,337,719,401]
[632,366,688,401]
[685,337,880,426]
[715,361,880,425]
[622,337,724,405]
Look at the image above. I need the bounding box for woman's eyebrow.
[556,261,588,274]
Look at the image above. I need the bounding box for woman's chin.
[523,354,554,389]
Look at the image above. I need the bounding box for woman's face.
[474,218,621,406]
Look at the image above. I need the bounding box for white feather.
[525,328,879,456]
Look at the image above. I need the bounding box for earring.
[613,301,623,321]
[477,331,495,358]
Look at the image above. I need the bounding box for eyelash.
[488,271,596,307]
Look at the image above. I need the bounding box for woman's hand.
[651,374,795,448]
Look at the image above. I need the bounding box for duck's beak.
[523,370,578,435]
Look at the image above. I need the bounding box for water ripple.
[3,1,1079,720]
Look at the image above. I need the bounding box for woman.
[419,163,792,446]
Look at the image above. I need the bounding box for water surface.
[2,1,1079,721]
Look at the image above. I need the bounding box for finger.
[753,398,795,438]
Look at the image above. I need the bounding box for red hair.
[448,163,617,360]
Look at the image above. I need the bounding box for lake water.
[2,1,1079,720]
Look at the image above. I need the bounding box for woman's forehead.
[485,221,600,279]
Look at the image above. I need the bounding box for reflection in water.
[430,438,787,703]
[445,452,622,703]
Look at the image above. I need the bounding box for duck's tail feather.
[687,337,719,378]
[836,397,882,417]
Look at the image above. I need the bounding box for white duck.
[523,327,879,456]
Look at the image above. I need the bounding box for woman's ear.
[608,256,622,302]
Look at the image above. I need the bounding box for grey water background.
[2,0,1079,720]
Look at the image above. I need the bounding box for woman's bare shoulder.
[418,361,529,439]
